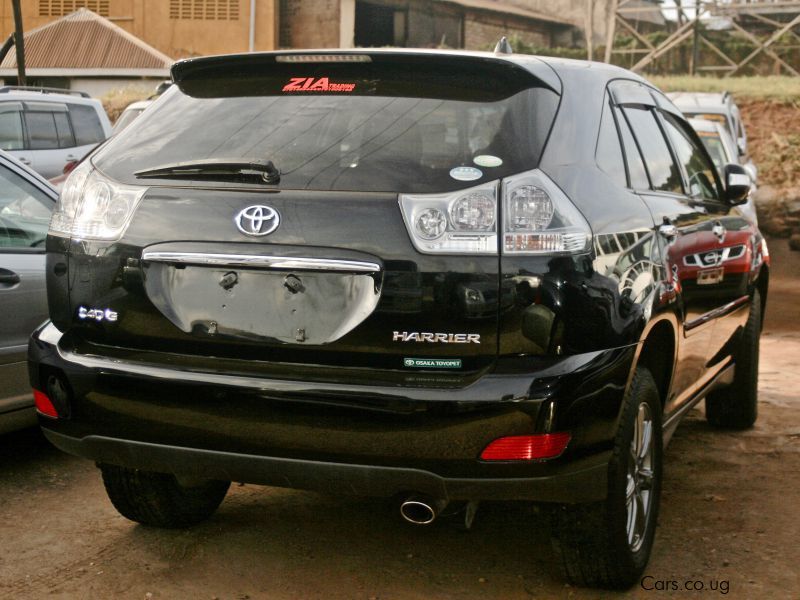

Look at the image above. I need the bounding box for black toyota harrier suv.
[29,48,768,588]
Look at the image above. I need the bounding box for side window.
[0,105,24,151]
[623,106,683,194]
[24,111,60,150]
[69,104,106,146]
[0,164,54,248]
[661,113,719,201]
[596,98,627,188]
[53,112,76,148]
[664,113,719,200]
[614,106,649,190]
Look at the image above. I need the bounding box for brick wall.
[280,0,340,48]
[463,15,549,50]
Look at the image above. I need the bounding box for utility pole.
[12,0,26,86]
[604,0,619,64]
[586,0,595,61]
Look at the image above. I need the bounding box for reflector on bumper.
[480,432,571,461]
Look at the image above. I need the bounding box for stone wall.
[756,186,800,250]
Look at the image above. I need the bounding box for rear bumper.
[30,321,634,504]
[43,429,609,503]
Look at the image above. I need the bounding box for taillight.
[399,181,498,254]
[49,159,146,241]
[501,171,591,254]
[33,389,59,419]
[399,169,590,255]
[480,432,571,461]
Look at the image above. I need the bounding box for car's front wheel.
[550,366,663,589]
[99,464,230,528]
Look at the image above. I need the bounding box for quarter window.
[661,113,719,201]
[614,106,649,190]
[623,106,683,194]
[596,98,627,188]
[69,104,106,146]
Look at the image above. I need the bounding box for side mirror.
[723,163,750,205]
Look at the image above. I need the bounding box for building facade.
[0,1,278,59]
[2,1,575,59]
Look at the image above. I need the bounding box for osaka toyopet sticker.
[282,77,356,93]
[404,358,462,369]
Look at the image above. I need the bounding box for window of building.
[169,0,240,20]
[354,2,406,47]
[39,1,110,17]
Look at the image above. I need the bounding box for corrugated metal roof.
[0,8,173,70]
[439,0,574,27]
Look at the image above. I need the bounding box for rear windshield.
[93,57,559,193]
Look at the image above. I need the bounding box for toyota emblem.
[234,205,280,236]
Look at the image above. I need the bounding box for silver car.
[667,92,752,158]
[0,149,57,434]
[0,86,112,179]
[689,117,758,225]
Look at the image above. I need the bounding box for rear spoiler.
[171,50,561,96]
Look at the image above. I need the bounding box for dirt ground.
[1,239,798,600]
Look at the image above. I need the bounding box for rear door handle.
[18,158,31,165]
[0,269,21,285]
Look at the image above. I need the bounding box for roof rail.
[0,86,90,98]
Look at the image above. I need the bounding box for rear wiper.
[135,158,280,183]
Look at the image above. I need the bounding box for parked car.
[112,99,152,134]
[0,150,58,434]
[667,91,757,178]
[29,49,769,589]
[688,117,758,225]
[0,86,112,179]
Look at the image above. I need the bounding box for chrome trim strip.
[684,295,749,331]
[141,251,381,273]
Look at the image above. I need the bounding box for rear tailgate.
[57,51,560,384]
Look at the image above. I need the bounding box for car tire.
[99,464,230,528]
[705,289,761,429]
[549,366,662,589]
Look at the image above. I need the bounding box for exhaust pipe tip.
[399,495,447,525]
